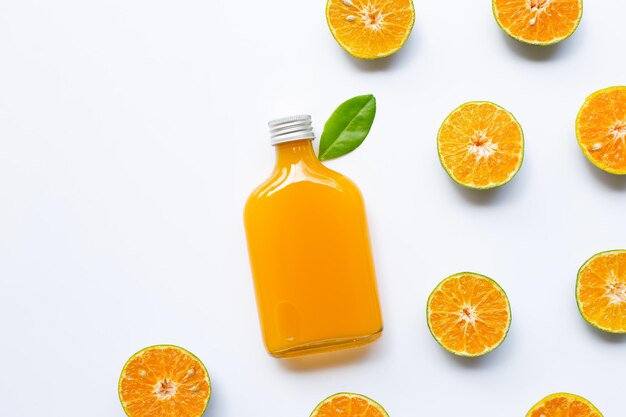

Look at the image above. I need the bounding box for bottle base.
[268,328,382,358]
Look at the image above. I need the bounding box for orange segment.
[576,250,626,333]
[326,0,414,59]
[310,393,389,417]
[527,393,603,417]
[493,0,583,45]
[576,86,626,175]
[427,273,511,357]
[118,345,211,417]
[437,102,524,189]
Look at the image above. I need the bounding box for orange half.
[437,101,524,189]
[310,393,389,417]
[427,272,511,357]
[577,250,626,333]
[118,345,211,417]
[326,0,414,59]
[576,86,626,175]
[527,393,603,417]
[493,0,583,45]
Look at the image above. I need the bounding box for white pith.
[460,305,478,325]
[530,0,551,10]
[610,121,626,141]
[344,1,387,31]
[468,131,499,161]
[528,0,551,26]
[605,278,626,304]
[154,378,178,400]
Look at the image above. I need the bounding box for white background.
[1,1,625,416]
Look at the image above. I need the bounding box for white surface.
[1,1,625,416]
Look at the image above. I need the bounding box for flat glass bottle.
[244,115,383,358]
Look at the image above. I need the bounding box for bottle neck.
[274,139,319,169]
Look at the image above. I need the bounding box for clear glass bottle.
[244,115,383,358]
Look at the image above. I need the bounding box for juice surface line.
[244,115,383,357]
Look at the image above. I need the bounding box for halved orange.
[493,0,583,45]
[326,0,414,59]
[427,272,511,357]
[310,393,389,417]
[118,345,211,417]
[576,250,626,333]
[527,393,603,417]
[576,86,626,175]
[437,101,524,189]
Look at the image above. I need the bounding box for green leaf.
[318,94,376,161]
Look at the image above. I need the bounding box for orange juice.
[244,115,383,358]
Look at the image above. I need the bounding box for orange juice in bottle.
[244,115,383,358]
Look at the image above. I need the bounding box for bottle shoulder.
[245,163,363,206]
